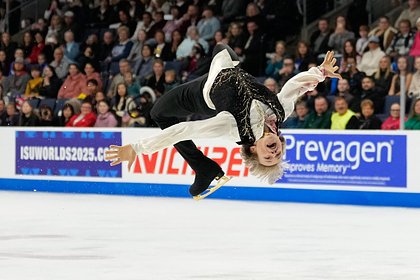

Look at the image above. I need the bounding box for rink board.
[0,127,418,207]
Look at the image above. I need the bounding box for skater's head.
[240,134,286,184]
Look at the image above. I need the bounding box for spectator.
[341,56,366,92]
[331,96,359,129]
[358,99,382,129]
[146,59,166,97]
[176,26,209,59]
[0,32,17,66]
[180,43,210,82]
[50,47,70,80]
[339,39,360,73]
[77,46,99,71]
[0,50,10,75]
[91,0,117,27]
[128,29,147,63]
[62,30,80,64]
[153,30,173,61]
[98,31,115,64]
[66,100,96,127]
[335,78,358,112]
[20,32,34,59]
[294,41,316,72]
[389,56,413,96]
[57,64,86,99]
[265,41,286,78]
[46,14,64,44]
[94,100,118,127]
[24,65,43,99]
[245,2,266,30]
[405,98,420,129]
[1,102,19,126]
[179,4,201,36]
[163,69,179,93]
[263,77,279,93]
[328,16,355,54]
[147,11,167,39]
[18,100,39,126]
[116,9,137,37]
[353,76,384,113]
[93,91,107,113]
[124,72,140,98]
[38,104,55,126]
[39,65,61,99]
[82,79,100,101]
[242,20,265,76]
[409,56,420,98]
[169,30,183,60]
[310,18,332,56]
[372,56,394,93]
[409,17,420,57]
[82,62,102,94]
[43,34,59,63]
[283,100,309,128]
[356,25,370,55]
[304,95,332,129]
[394,0,420,28]
[134,44,154,84]
[225,22,246,58]
[386,19,415,59]
[37,53,48,69]
[197,6,221,41]
[107,59,131,98]
[274,56,295,89]
[112,83,132,121]
[57,101,79,126]
[109,26,134,75]
[162,6,183,42]
[358,36,385,76]
[368,16,397,51]
[44,0,63,22]
[131,12,155,41]
[220,0,246,24]
[9,48,25,76]
[3,58,30,98]
[381,103,406,130]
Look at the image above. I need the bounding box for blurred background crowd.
[0,0,419,130]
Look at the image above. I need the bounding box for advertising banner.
[15,131,122,177]
[280,133,407,187]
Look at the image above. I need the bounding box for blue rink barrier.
[1,178,420,208]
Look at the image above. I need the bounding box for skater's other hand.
[105,144,136,171]
[320,51,342,79]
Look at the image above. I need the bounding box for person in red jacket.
[26,31,45,64]
[58,63,86,99]
[66,100,96,127]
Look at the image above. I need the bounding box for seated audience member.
[38,104,55,126]
[405,98,420,129]
[80,79,99,101]
[162,6,183,42]
[63,30,80,63]
[331,96,359,129]
[368,16,397,51]
[328,16,355,54]
[265,41,286,78]
[336,78,357,111]
[274,57,296,89]
[353,76,385,113]
[356,25,369,55]
[386,19,415,59]
[358,99,382,129]
[39,66,62,99]
[97,30,115,65]
[109,26,134,75]
[409,17,420,57]
[57,64,86,99]
[389,56,413,96]
[341,56,366,93]
[394,0,420,28]
[123,72,140,98]
[128,29,147,63]
[303,95,332,129]
[112,83,132,122]
[310,18,332,56]
[1,102,19,126]
[3,58,30,98]
[66,100,96,127]
[107,59,131,98]
[50,47,70,80]
[339,39,360,73]
[26,31,45,64]
[176,26,209,60]
[180,43,211,83]
[409,56,420,98]
[9,48,25,76]
[133,44,154,84]
[57,101,79,126]
[94,100,118,127]
[263,78,279,93]
[358,36,385,76]
[163,69,179,93]
[282,100,308,128]
[242,20,265,76]
[197,6,220,41]
[381,103,407,130]
[152,30,173,62]
[294,41,316,72]
[92,91,107,113]
[131,12,154,41]
[372,56,394,93]
[76,46,99,70]
[18,100,39,126]
[20,31,34,58]
[226,22,246,58]
[82,62,102,94]
[24,65,43,99]
[146,59,166,97]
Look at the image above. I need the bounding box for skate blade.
[193,176,231,201]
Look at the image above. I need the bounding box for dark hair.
[68,63,80,72]
[87,78,98,86]
[342,39,357,61]
[43,65,58,79]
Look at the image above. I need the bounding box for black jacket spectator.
[359,115,382,129]
[242,21,265,76]
[19,114,40,126]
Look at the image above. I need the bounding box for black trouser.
[150,44,239,190]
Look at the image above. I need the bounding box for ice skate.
[193,174,231,200]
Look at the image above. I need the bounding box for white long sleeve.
[131,111,241,155]
[276,66,326,119]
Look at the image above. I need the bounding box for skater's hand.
[105,144,136,171]
[320,51,342,79]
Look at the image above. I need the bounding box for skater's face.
[251,133,283,166]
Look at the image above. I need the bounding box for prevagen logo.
[280,133,406,187]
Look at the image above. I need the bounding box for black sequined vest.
[210,67,285,145]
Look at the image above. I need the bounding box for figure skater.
[105,44,341,199]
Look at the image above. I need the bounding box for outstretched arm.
[277,51,341,119]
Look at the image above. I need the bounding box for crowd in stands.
[0,0,419,130]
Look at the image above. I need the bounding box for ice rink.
[1,190,420,280]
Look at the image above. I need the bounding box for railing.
[4,0,44,34]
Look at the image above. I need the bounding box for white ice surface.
[1,191,420,280]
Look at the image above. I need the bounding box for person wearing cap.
[3,57,30,98]
[24,65,43,98]
[358,35,385,76]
